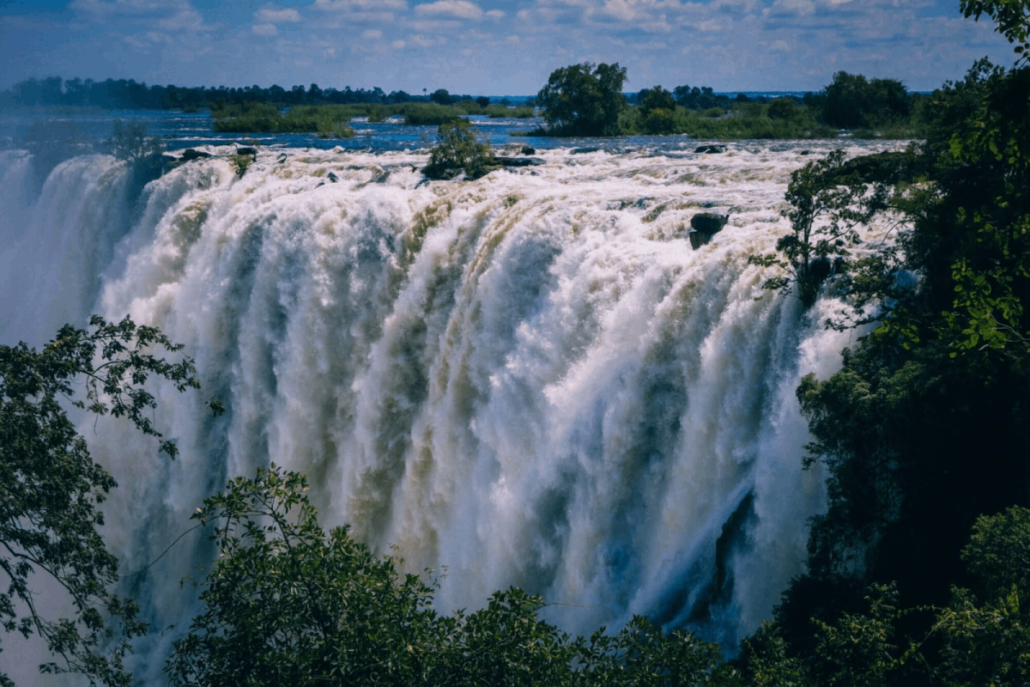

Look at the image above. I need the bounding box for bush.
[422,119,496,180]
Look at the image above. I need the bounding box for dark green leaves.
[168,465,728,687]
[0,316,201,686]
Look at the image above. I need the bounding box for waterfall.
[0,142,887,682]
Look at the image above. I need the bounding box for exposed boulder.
[235,146,258,157]
[494,156,546,167]
[695,144,727,154]
[520,145,537,155]
[688,212,729,249]
[180,148,211,161]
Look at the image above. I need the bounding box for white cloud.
[362,28,383,38]
[253,22,278,35]
[485,9,505,19]
[392,39,406,48]
[415,0,483,20]
[255,5,302,23]
[70,0,211,31]
[312,0,407,10]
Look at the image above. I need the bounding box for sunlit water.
[0,116,899,683]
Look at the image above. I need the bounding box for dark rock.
[235,146,258,156]
[327,171,339,183]
[688,212,729,249]
[571,147,600,154]
[180,148,211,161]
[494,156,546,167]
[800,150,811,156]
[520,146,537,155]
[695,144,727,154]
[690,212,729,235]
[277,153,288,163]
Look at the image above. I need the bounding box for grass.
[211,101,536,134]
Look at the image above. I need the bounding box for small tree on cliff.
[537,62,628,136]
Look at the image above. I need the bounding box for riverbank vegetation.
[209,100,534,134]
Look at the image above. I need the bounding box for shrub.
[422,119,496,181]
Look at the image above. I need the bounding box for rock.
[799,150,811,156]
[180,148,211,161]
[494,156,546,167]
[695,144,727,154]
[520,145,537,155]
[235,146,258,156]
[688,212,729,249]
[571,147,600,154]
[277,153,288,163]
[327,171,339,183]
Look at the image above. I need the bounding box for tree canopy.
[536,62,627,136]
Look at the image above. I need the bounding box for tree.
[107,121,164,172]
[638,86,677,135]
[536,62,627,136]
[430,88,453,105]
[821,72,911,130]
[168,465,730,687]
[422,119,496,181]
[166,466,444,687]
[773,14,1030,651]
[1,316,205,687]
[747,149,889,308]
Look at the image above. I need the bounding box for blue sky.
[0,0,1019,94]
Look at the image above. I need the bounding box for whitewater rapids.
[0,141,892,681]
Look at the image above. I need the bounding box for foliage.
[422,119,496,181]
[167,465,729,687]
[961,0,1030,63]
[107,120,163,165]
[228,153,253,178]
[166,466,441,687]
[638,86,677,135]
[0,316,203,686]
[934,507,1030,686]
[821,72,912,130]
[747,149,889,308]
[770,5,1030,664]
[536,62,627,136]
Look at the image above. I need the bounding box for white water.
[0,142,889,682]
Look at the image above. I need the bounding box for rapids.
[0,141,895,681]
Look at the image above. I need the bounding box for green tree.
[165,466,444,687]
[537,62,628,136]
[1,316,203,687]
[774,5,1030,651]
[748,149,889,308]
[422,119,496,181]
[167,465,730,687]
[638,86,677,135]
[934,507,1030,686]
[822,72,911,130]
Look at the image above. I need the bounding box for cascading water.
[0,140,891,683]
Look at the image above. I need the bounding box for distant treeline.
[0,77,494,112]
